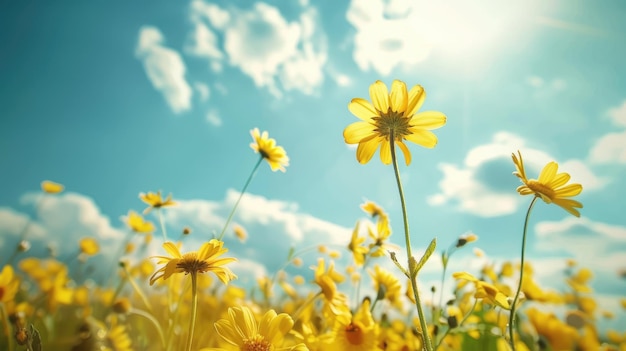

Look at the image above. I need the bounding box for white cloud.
[194,82,210,101]
[0,207,46,247]
[589,100,626,164]
[135,26,193,114]
[187,1,327,97]
[608,100,626,128]
[346,0,536,75]
[589,131,626,164]
[205,109,222,126]
[429,131,605,217]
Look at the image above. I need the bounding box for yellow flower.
[453,272,510,309]
[455,233,478,248]
[250,128,290,172]
[106,316,133,351]
[512,151,583,217]
[369,265,402,308]
[149,240,237,285]
[325,299,380,351]
[125,210,155,233]
[0,265,20,303]
[139,191,177,214]
[41,180,64,194]
[209,306,308,351]
[344,80,446,165]
[360,201,388,220]
[368,217,399,257]
[233,224,248,243]
[348,222,369,266]
[79,237,100,256]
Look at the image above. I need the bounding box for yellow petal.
[396,141,412,165]
[405,129,438,148]
[369,80,389,113]
[389,80,408,113]
[380,139,392,165]
[452,272,478,282]
[356,137,381,164]
[548,172,571,188]
[343,121,376,144]
[552,198,583,217]
[41,180,64,194]
[411,111,447,129]
[348,98,378,121]
[554,183,583,198]
[162,242,182,259]
[538,162,558,183]
[214,319,243,346]
[406,84,426,116]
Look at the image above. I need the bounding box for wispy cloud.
[135,26,193,114]
[205,108,222,126]
[590,100,626,164]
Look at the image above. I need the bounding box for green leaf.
[29,324,42,351]
[413,238,437,277]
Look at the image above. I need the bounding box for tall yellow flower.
[206,306,308,351]
[139,191,177,214]
[512,151,583,217]
[149,240,237,285]
[250,128,290,172]
[344,80,446,165]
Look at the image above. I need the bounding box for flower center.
[243,335,271,351]
[345,322,364,345]
[372,108,411,141]
[526,180,555,201]
[177,253,211,274]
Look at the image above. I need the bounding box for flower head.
[79,237,100,256]
[344,80,446,165]
[512,151,583,217]
[139,191,177,214]
[250,128,290,172]
[125,210,155,233]
[453,272,510,310]
[347,222,368,266]
[41,180,64,194]
[211,306,307,351]
[150,240,237,285]
[0,265,20,303]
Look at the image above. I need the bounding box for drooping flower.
[41,180,64,194]
[139,191,177,214]
[125,210,155,233]
[360,201,388,220]
[453,272,511,310]
[343,80,446,165]
[512,151,583,217]
[206,306,308,351]
[149,240,237,285]
[250,128,290,172]
[347,222,368,266]
[369,265,402,308]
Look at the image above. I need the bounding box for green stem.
[508,197,538,350]
[131,308,166,348]
[218,156,263,240]
[291,292,322,322]
[1,303,14,351]
[185,272,199,351]
[122,263,153,313]
[389,134,433,351]
[157,209,168,241]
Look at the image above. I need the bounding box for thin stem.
[122,263,153,313]
[185,272,199,351]
[291,292,322,322]
[131,308,166,348]
[508,197,538,350]
[389,134,433,351]
[1,303,14,351]
[157,209,168,241]
[218,156,263,240]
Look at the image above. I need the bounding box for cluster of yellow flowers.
[1,80,624,351]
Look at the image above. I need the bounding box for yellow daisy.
[149,240,237,285]
[347,222,368,266]
[41,180,64,194]
[0,265,20,303]
[343,80,446,165]
[125,210,155,233]
[139,191,177,214]
[326,299,380,351]
[79,237,100,256]
[209,306,308,351]
[369,265,402,309]
[453,272,510,310]
[250,128,290,172]
[512,151,583,217]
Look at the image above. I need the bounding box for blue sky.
[1,0,626,329]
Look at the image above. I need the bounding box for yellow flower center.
[243,335,271,351]
[345,322,364,345]
[176,253,211,274]
[526,180,555,201]
[372,108,411,141]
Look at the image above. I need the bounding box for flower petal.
[348,98,378,121]
[538,162,558,183]
[411,111,447,130]
[369,80,389,113]
[343,121,376,144]
[396,141,412,166]
[406,84,426,116]
[554,183,583,198]
[552,198,583,217]
[162,242,182,259]
[356,137,382,164]
[389,80,408,113]
[405,129,438,148]
[380,139,392,165]
[548,172,571,188]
